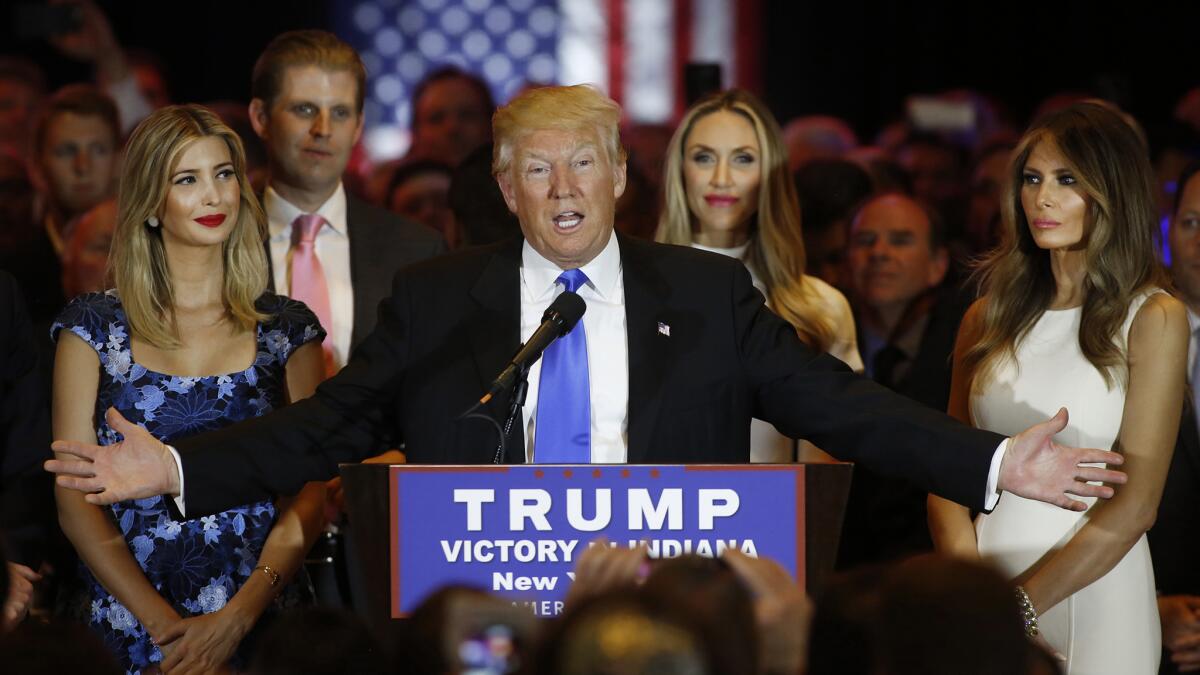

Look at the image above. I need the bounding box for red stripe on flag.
[734,0,763,94]
[606,0,624,106]
[673,0,692,120]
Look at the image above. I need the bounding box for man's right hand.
[45,407,180,505]
[999,408,1127,511]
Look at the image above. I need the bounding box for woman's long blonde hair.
[965,101,1169,388]
[656,89,833,350]
[109,105,268,348]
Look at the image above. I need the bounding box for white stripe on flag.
[557,0,609,92]
[691,0,735,89]
[624,0,674,123]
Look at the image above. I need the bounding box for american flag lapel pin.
[657,321,671,337]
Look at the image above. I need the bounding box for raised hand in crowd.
[2,562,41,632]
[563,538,647,609]
[723,548,811,675]
[1160,595,1200,672]
[47,0,127,84]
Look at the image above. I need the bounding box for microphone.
[482,291,586,402]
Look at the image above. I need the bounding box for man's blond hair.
[491,85,625,175]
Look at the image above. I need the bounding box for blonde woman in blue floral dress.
[52,106,327,674]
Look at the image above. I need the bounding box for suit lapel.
[620,235,674,463]
[345,197,372,347]
[469,237,525,460]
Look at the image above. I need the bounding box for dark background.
[763,1,1199,139]
[2,1,331,104]
[4,0,1196,140]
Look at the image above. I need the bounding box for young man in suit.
[246,30,444,609]
[49,85,1126,526]
[249,30,444,372]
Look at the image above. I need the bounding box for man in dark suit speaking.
[47,85,1125,520]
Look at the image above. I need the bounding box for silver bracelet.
[1015,585,1039,637]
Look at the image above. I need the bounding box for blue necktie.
[534,269,591,463]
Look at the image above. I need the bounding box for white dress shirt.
[520,230,628,463]
[264,184,355,371]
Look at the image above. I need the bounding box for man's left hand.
[999,408,1127,511]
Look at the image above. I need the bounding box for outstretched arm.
[1019,293,1187,616]
[48,0,153,133]
[739,262,1124,510]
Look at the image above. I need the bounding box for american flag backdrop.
[333,0,762,160]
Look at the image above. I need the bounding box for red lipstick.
[194,214,226,227]
[704,194,738,207]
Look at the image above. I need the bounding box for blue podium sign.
[388,464,806,617]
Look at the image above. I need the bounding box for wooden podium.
[341,461,852,632]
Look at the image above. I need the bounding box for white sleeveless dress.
[973,292,1162,675]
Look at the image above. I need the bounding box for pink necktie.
[290,213,335,375]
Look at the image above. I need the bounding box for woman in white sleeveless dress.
[655,89,861,463]
[927,102,1188,674]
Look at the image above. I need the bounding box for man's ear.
[248,99,270,141]
[612,158,627,200]
[352,111,364,145]
[496,169,519,214]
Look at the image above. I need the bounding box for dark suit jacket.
[882,287,971,412]
[0,271,54,566]
[1149,404,1200,675]
[839,287,971,568]
[265,194,447,352]
[1149,403,1200,595]
[176,234,1003,517]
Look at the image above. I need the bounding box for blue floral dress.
[52,290,325,674]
